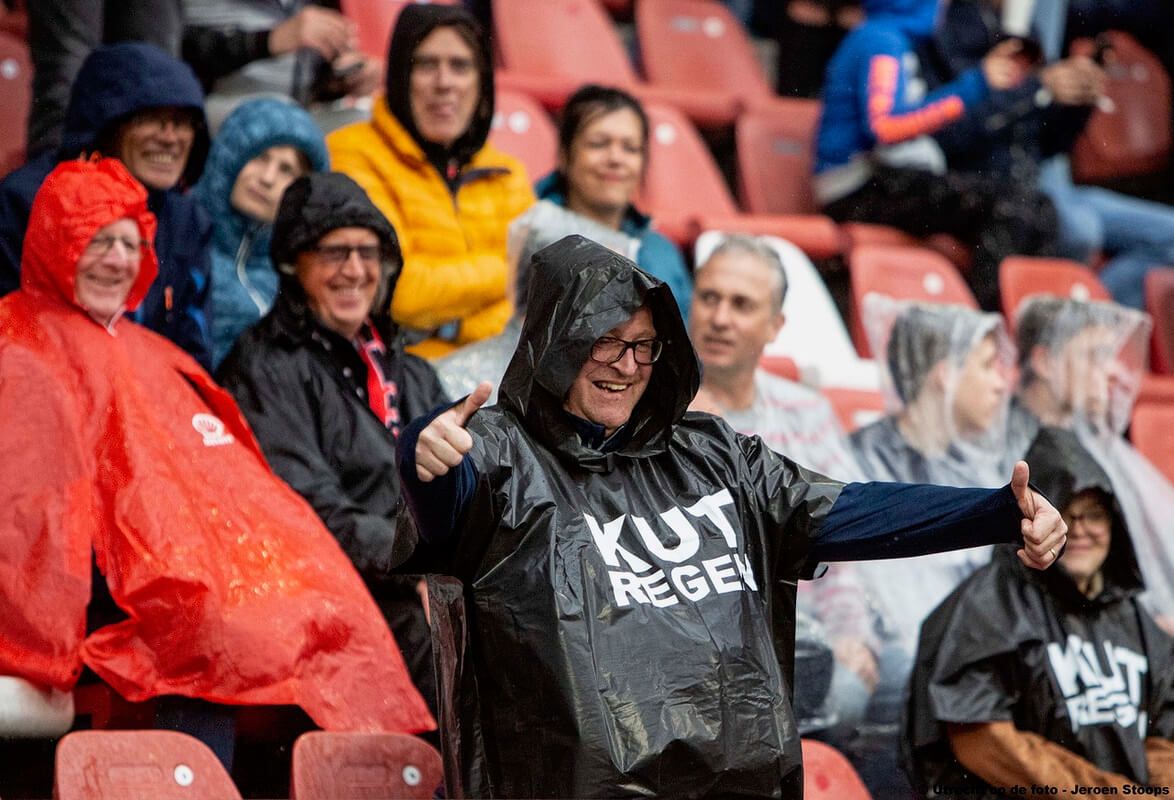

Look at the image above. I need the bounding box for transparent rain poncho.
[854,294,1015,487]
[848,296,1015,651]
[434,200,641,402]
[1010,295,1174,625]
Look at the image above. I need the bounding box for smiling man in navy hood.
[398,235,1069,798]
[0,41,214,368]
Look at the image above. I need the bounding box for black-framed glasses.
[589,336,663,365]
[309,244,383,266]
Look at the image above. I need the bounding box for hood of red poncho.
[21,158,158,318]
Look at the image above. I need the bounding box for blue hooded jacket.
[194,98,329,367]
[814,0,990,186]
[533,172,692,320]
[0,42,215,369]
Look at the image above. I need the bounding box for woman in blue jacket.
[813,0,1058,310]
[535,84,693,319]
[195,97,328,366]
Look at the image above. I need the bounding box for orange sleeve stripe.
[866,55,967,144]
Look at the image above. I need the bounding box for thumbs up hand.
[414,381,492,482]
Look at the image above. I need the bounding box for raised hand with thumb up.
[414,381,493,482]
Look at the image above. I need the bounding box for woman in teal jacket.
[535,84,692,319]
[195,97,329,366]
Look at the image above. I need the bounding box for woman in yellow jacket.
[328,5,534,359]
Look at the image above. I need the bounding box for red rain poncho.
[0,158,434,734]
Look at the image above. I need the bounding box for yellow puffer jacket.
[328,102,535,359]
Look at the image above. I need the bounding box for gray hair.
[697,234,788,312]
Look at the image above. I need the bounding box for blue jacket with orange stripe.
[814,0,990,195]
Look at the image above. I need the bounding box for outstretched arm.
[813,461,1066,569]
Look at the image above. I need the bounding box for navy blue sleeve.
[814,482,1022,562]
[396,401,479,546]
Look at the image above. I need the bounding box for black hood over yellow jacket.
[384,4,495,173]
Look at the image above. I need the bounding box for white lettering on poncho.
[1046,634,1149,736]
[583,489,759,608]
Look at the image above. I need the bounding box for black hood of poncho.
[269,171,402,321]
[497,235,700,468]
[1022,426,1144,607]
[383,4,495,170]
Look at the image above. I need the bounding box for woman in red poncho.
[0,158,433,755]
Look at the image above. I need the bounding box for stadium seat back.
[1130,401,1174,485]
[801,738,873,798]
[820,387,886,433]
[639,102,738,227]
[54,730,241,800]
[494,0,638,87]
[999,256,1111,330]
[849,244,977,356]
[1070,31,1172,183]
[0,30,31,175]
[735,100,822,215]
[635,0,773,100]
[340,0,457,63]
[489,88,558,184]
[290,731,443,800]
[1145,267,1174,375]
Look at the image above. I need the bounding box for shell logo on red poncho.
[192,413,235,446]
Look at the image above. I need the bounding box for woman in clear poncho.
[1009,295,1174,633]
[848,296,1014,649]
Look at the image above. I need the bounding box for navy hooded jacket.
[0,42,214,369]
[814,0,990,184]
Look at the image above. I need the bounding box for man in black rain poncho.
[904,428,1174,796]
[397,235,1068,799]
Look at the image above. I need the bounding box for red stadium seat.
[489,87,558,184]
[820,387,886,433]
[290,732,443,800]
[1145,267,1174,375]
[340,0,458,63]
[1131,401,1174,484]
[640,102,841,258]
[54,730,241,800]
[1070,32,1172,184]
[493,0,642,110]
[999,256,1111,329]
[735,100,822,215]
[848,244,977,356]
[1138,373,1174,406]
[635,0,778,127]
[801,738,873,799]
[0,30,31,175]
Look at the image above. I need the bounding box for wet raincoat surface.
[0,159,432,735]
[398,235,1036,798]
[904,428,1174,796]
